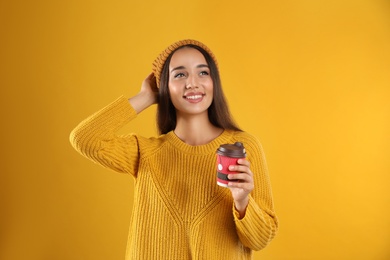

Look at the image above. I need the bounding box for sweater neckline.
[165,129,234,155]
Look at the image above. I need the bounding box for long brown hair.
[157,45,241,135]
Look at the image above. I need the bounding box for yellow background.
[1,0,389,259]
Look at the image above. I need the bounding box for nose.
[185,74,199,89]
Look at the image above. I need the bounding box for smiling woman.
[156,41,242,136]
[166,47,214,120]
[69,39,278,259]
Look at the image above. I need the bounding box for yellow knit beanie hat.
[152,39,218,87]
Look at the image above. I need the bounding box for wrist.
[129,91,156,114]
[234,197,249,218]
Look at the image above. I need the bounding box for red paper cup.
[216,142,246,187]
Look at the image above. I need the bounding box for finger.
[228,173,253,183]
[228,165,253,176]
[237,158,250,167]
[228,180,254,191]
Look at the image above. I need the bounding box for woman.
[70,39,278,259]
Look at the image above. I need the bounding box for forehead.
[169,47,207,67]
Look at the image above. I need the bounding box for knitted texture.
[152,39,218,87]
[70,96,278,259]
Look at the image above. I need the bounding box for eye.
[200,70,209,76]
[174,72,185,78]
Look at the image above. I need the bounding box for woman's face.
[168,47,214,117]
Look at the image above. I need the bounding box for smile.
[184,94,204,100]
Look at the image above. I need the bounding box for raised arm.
[69,73,159,176]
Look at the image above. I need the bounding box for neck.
[174,113,223,146]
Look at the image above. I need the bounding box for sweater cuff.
[233,195,278,250]
[89,95,138,133]
[104,96,138,123]
[233,195,253,221]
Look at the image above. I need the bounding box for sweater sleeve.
[69,96,140,176]
[232,133,279,250]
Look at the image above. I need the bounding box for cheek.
[168,84,182,105]
[168,83,180,96]
[205,80,214,94]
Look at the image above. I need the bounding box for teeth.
[186,95,203,100]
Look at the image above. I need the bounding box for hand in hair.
[129,73,159,114]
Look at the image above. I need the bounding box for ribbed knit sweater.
[70,96,278,259]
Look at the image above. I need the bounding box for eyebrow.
[170,64,209,73]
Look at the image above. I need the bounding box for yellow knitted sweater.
[70,96,278,259]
